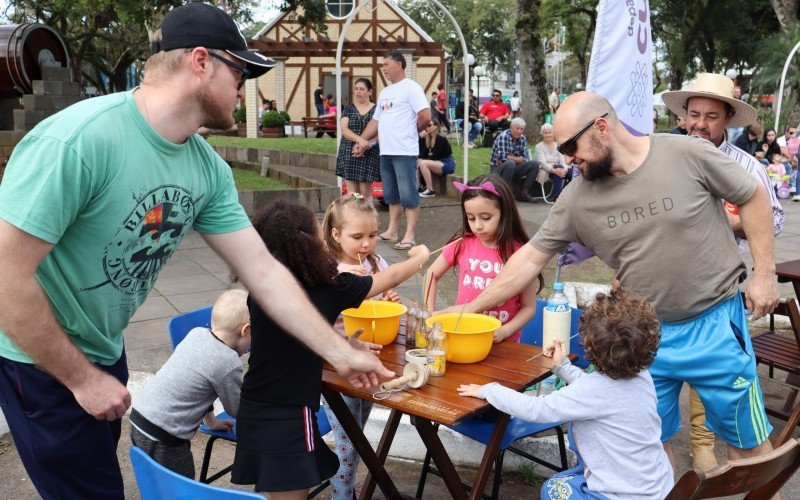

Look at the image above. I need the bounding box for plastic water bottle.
[426,322,447,377]
[542,282,571,356]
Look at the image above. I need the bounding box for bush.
[279,110,291,125]
[232,106,246,123]
[261,110,284,128]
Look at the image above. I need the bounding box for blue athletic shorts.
[649,293,771,449]
[380,155,419,208]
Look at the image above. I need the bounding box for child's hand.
[382,289,402,303]
[493,326,510,343]
[457,384,485,399]
[340,264,366,276]
[407,244,431,261]
[435,303,464,315]
[348,328,381,355]
[209,418,234,431]
[551,339,566,367]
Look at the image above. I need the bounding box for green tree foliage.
[5,0,255,94]
[750,22,800,128]
[540,0,596,85]
[398,0,516,73]
[649,0,776,94]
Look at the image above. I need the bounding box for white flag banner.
[587,0,653,135]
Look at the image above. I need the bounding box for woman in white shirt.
[533,122,572,200]
[510,90,521,117]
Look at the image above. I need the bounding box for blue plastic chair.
[130,446,262,499]
[416,300,584,499]
[167,307,331,494]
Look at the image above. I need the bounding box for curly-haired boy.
[459,287,674,499]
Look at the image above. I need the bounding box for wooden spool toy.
[379,362,429,392]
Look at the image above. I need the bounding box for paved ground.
[2,191,800,498]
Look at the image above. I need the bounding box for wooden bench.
[751,296,800,420]
[301,117,337,138]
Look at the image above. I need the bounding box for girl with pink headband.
[425,174,543,342]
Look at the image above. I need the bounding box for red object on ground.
[341,181,384,199]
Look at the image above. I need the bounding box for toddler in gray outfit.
[130,289,251,479]
[459,287,673,499]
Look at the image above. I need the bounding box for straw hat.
[662,73,757,128]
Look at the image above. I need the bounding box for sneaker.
[418,184,427,193]
[468,142,476,149]
[420,189,436,197]
[793,195,800,202]
[791,186,797,194]
[515,194,539,204]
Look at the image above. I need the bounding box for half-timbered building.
[246,1,446,132]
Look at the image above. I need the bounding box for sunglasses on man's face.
[557,112,609,157]
[208,51,250,90]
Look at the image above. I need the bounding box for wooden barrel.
[0,23,69,96]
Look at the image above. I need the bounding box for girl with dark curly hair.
[231,201,430,498]
[458,287,673,499]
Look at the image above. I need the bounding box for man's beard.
[583,140,614,181]
[197,85,235,130]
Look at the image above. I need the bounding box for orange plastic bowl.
[341,301,407,345]
[426,313,501,363]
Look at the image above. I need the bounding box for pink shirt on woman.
[443,235,523,342]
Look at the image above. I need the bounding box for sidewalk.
[2,196,800,498]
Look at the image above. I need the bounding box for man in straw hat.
[663,73,784,471]
[0,3,393,498]
[457,91,780,475]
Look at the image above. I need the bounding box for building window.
[327,0,355,19]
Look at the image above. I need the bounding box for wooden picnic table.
[776,259,800,298]
[321,333,557,500]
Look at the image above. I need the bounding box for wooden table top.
[776,259,800,281]
[322,334,555,426]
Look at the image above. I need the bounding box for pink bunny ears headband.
[452,181,500,197]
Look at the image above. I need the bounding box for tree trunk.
[770,0,798,29]
[516,0,549,142]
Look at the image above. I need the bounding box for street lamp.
[474,65,485,104]
[725,68,738,81]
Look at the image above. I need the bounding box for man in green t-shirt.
[0,4,394,498]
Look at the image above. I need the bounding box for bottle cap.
[553,282,564,291]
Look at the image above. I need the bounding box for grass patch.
[231,167,289,190]
[208,135,492,179]
[511,461,543,487]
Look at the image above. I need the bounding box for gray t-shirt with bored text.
[531,134,758,321]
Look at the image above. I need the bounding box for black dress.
[336,104,380,182]
[231,273,373,492]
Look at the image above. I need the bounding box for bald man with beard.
[457,91,780,475]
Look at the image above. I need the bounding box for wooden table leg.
[321,387,402,500]
[468,413,510,500]
[413,417,468,499]
[359,409,403,500]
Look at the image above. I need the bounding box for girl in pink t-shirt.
[425,175,543,342]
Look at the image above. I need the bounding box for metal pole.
[774,40,800,132]
[337,0,472,183]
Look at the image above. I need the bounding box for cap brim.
[227,50,275,79]
[662,90,757,128]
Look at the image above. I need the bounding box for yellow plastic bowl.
[341,301,407,345]
[426,313,501,363]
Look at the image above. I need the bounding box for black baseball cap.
[152,2,275,78]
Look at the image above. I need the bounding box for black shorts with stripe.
[231,400,339,492]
